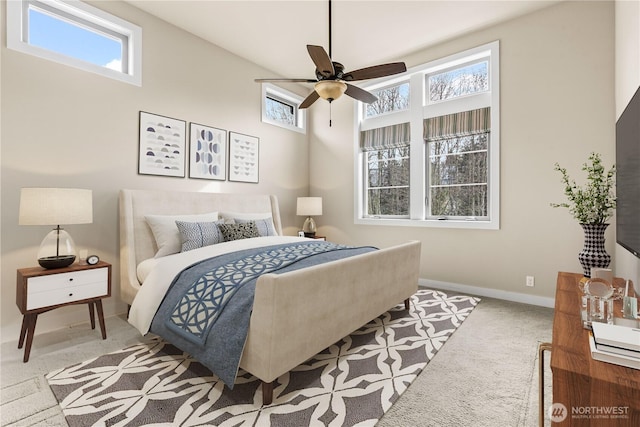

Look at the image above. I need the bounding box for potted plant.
[551,152,616,277]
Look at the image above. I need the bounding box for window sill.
[355,217,499,230]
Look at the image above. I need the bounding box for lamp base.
[38,255,76,269]
[302,217,317,237]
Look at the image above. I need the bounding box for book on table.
[589,334,640,369]
[590,322,640,369]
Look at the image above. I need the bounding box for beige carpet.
[1,291,553,427]
[378,296,553,427]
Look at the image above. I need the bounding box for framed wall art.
[228,132,259,183]
[138,111,186,177]
[189,123,227,180]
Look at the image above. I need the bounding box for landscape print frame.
[189,123,227,180]
[138,111,186,177]
[228,132,259,183]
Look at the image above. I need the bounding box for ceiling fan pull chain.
[329,102,332,127]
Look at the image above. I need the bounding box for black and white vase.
[578,223,611,277]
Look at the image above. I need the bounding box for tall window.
[6,0,142,86]
[261,83,306,133]
[361,122,411,216]
[425,108,490,219]
[356,41,500,229]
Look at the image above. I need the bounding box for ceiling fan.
[255,0,407,110]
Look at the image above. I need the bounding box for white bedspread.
[128,236,307,334]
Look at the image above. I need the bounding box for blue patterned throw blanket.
[150,241,376,387]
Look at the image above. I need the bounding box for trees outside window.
[366,147,410,216]
[366,83,410,118]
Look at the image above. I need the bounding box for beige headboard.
[118,189,282,305]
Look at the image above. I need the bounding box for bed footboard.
[240,240,421,402]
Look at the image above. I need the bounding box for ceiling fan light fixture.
[314,80,347,102]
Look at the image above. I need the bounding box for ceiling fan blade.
[345,84,378,104]
[254,78,318,83]
[343,62,407,81]
[299,90,321,109]
[307,45,334,78]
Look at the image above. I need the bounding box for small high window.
[261,83,306,133]
[7,0,142,86]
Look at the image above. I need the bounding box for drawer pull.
[69,293,73,297]
[69,278,74,282]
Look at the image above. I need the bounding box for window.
[356,41,500,229]
[6,0,142,86]
[425,107,490,220]
[365,82,410,118]
[361,122,411,216]
[366,148,410,216]
[428,61,489,102]
[261,83,306,133]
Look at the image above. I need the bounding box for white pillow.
[145,212,218,258]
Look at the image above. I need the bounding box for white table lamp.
[19,188,93,269]
[297,197,322,237]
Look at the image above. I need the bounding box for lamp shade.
[19,188,93,225]
[297,197,323,216]
[314,81,347,102]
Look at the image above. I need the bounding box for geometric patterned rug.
[46,289,479,427]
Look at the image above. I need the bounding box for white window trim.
[6,0,142,86]
[354,41,500,230]
[261,83,307,134]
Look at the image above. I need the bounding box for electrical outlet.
[526,276,535,287]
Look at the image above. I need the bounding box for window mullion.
[409,72,425,220]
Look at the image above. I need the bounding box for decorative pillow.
[176,220,225,252]
[219,212,278,235]
[217,222,260,242]
[145,212,218,258]
[234,217,276,237]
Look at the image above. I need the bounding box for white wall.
[309,0,615,304]
[614,0,640,286]
[0,1,309,343]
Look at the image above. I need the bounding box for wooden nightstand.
[16,261,111,362]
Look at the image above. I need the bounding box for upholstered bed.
[119,189,421,405]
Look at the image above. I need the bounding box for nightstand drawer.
[27,280,108,310]
[27,267,108,294]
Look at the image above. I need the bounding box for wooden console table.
[550,272,640,426]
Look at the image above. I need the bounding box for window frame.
[354,41,500,230]
[6,0,142,86]
[261,83,307,134]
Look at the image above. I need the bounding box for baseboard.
[419,278,555,308]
